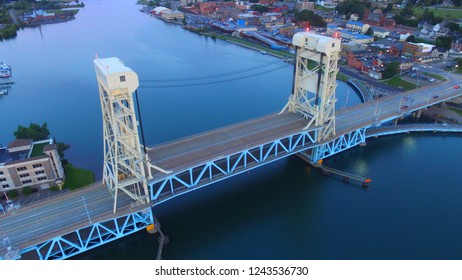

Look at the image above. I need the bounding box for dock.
[318,164,371,187]
[296,154,371,187]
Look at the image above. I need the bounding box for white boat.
[0,63,12,78]
[0,89,8,95]
[0,62,11,70]
[0,70,11,78]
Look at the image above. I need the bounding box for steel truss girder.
[149,129,320,205]
[20,209,153,260]
[310,128,367,163]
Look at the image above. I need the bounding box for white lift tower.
[94,57,150,213]
[281,32,341,141]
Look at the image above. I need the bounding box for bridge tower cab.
[281,32,341,141]
[94,57,151,213]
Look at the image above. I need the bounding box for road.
[0,182,145,257]
[1,71,460,259]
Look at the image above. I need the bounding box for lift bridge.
[2,32,462,260]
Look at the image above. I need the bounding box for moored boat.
[0,62,12,78]
[0,70,11,78]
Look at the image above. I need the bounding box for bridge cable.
[135,90,147,155]
[139,62,278,83]
[139,64,291,89]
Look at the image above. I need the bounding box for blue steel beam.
[18,208,153,260]
[149,128,321,206]
[366,124,462,138]
[310,128,367,163]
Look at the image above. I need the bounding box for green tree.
[365,27,373,36]
[435,36,453,50]
[455,58,462,66]
[382,61,400,79]
[310,14,326,27]
[336,0,367,19]
[406,35,416,42]
[250,4,269,13]
[383,3,393,13]
[296,9,315,21]
[446,22,460,32]
[295,9,326,27]
[14,122,50,141]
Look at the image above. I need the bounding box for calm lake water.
[1,0,461,260]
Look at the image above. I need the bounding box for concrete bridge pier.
[146,213,169,260]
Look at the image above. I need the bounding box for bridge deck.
[0,182,146,256]
[147,112,310,180]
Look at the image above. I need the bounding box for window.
[332,43,335,47]
[19,173,30,178]
[0,171,3,175]
[17,166,27,171]
[120,75,126,82]
[2,184,9,189]
[22,179,32,184]
[0,178,6,182]
[37,176,47,181]
[33,163,43,168]
[35,170,45,175]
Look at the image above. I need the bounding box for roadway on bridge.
[0,182,144,256]
[147,112,312,180]
[1,72,460,258]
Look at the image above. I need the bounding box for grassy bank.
[413,7,462,19]
[423,72,446,81]
[383,77,417,91]
[336,72,349,82]
[202,31,294,59]
[450,108,462,117]
[0,24,18,40]
[62,163,95,191]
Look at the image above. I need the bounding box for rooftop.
[340,30,373,40]
[7,139,33,150]
[347,21,366,26]
[43,143,58,152]
[0,147,30,164]
[1,139,53,165]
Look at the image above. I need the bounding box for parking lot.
[400,68,439,87]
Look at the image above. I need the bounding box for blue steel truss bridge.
[1,32,462,260]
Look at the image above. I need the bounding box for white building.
[0,138,65,192]
[296,0,315,11]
